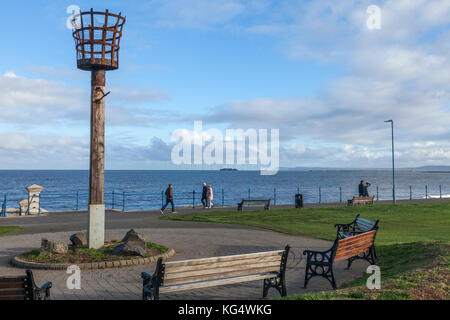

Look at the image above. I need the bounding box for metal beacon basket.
[72,9,126,71]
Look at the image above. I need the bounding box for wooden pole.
[88,69,106,249]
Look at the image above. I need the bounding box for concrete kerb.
[10,248,175,270]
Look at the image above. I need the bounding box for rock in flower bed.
[19,241,169,264]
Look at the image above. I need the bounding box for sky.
[1,0,450,170]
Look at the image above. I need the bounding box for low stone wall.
[10,248,175,270]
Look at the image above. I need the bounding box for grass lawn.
[0,226,22,237]
[163,202,450,299]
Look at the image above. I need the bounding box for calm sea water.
[1,170,450,211]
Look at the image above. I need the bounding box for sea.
[1,170,450,211]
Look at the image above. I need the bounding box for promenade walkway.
[0,205,390,300]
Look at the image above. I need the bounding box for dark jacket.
[165,187,173,200]
[358,183,364,196]
[202,186,207,198]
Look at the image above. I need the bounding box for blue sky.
[1,0,450,170]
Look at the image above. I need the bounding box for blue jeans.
[161,199,174,212]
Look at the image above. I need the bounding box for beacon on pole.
[72,8,126,248]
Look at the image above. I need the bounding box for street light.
[384,120,395,203]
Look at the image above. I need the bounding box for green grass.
[0,226,22,237]
[163,202,450,244]
[163,202,450,299]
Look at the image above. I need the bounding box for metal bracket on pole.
[95,88,111,103]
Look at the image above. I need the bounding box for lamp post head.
[384,120,393,123]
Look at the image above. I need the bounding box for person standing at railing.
[201,183,208,208]
[363,182,371,197]
[161,184,176,214]
[358,180,365,197]
[206,185,214,208]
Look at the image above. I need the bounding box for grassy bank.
[163,202,450,299]
[0,226,22,237]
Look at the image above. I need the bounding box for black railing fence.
[1,184,449,215]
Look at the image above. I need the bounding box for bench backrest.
[241,199,270,206]
[334,230,376,263]
[162,250,285,286]
[0,275,27,300]
[355,217,378,232]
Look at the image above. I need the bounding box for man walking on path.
[358,180,365,197]
[201,182,207,207]
[161,184,176,214]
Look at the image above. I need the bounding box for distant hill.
[280,166,450,172]
[409,166,450,172]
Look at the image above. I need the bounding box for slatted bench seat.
[303,230,377,289]
[237,199,270,211]
[0,270,52,300]
[347,196,374,206]
[141,246,290,300]
[335,214,379,238]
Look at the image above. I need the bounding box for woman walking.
[206,185,214,208]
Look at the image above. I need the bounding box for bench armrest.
[334,222,354,232]
[141,272,153,282]
[36,281,52,300]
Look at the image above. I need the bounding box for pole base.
[88,204,105,249]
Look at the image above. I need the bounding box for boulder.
[70,232,87,247]
[40,238,68,254]
[112,239,146,257]
[121,229,148,243]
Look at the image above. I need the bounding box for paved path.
[0,211,371,300]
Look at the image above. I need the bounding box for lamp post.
[384,120,395,203]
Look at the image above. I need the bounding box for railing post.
[122,191,126,212]
[376,186,379,201]
[38,194,41,216]
[2,194,6,217]
[319,187,322,203]
[426,185,428,199]
[440,185,442,199]
[76,190,79,211]
[192,189,195,209]
[339,187,342,203]
[410,186,412,200]
[112,189,115,209]
[248,188,251,200]
[274,188,276,205]
[222,189,224,207]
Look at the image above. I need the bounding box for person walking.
[161,184,176,214]
[201,182,207,208]
[358,180,365,197]
[206,185,213,208]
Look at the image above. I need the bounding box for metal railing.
[1,184,448,215]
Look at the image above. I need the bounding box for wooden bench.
[335,214,379,238]
[303,230,377,289]
[347,196,374,206]
[141,246,290,300]
[0,270,52,300]
[237,199,270,211]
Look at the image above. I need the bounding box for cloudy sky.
[1,0,450,170]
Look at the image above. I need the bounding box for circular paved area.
[0,211,370,300]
